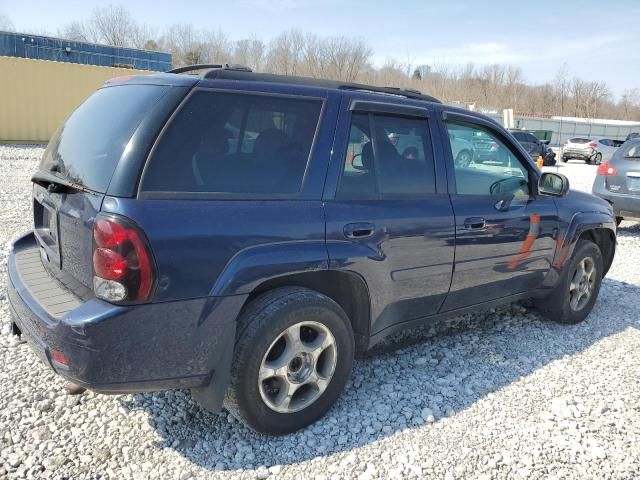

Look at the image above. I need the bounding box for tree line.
[4,6,639,121]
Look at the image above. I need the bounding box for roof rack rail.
[338,84,439,103]
[166,63,252,75]
[165,66,440,103]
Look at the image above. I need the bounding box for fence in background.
[484,112,640,147]
[0,31,171,71]
[0,56,151,143]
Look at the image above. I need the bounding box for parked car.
[625,132,640,142]
[592,139,640,225]
[448,132,475,167]
[7,65,617,435]
[562,137,621,164]
[508,129,556,166]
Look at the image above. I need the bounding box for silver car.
[562,137,622,165]
[592,139,640,225]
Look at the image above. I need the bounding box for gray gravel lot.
[1,146,639,480]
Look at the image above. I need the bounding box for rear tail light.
[596,163,618,176]
[589,143,598,148]
[92,214,155,303]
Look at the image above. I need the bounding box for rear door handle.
[343,222,375,239]
[463,217,486,230]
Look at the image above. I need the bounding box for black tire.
[616,217,623,227]
[455,150,473,168]
[562,156,568,163]
[224,287,354,435]
[535,240,603,324]
[593,153,602,165]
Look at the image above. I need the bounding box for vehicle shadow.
[119,277,639,472]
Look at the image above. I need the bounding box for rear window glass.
[142,91,322,195]
[40,85,169,193]
[569,138,591,144]
[622,142,640,158]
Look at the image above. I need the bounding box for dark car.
[7,65,617,435]
[508,129,556,166]
[592,139,640,225]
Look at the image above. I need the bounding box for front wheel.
[535,240,603,324]
[224,287,354,434]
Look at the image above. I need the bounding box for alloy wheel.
[569,257,596,311]
[258,321,337,413]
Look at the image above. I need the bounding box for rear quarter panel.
[102,198,328,301]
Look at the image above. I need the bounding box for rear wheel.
[455,150,473,168]
[616,217,623,227]
[224,287,354,434]
[593,152,602,165]
[536,240,603,324]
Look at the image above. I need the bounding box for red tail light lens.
[92,215,155,303]
[589,143,598,148]
[596,163,618,176]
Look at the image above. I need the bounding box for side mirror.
[539,172,569,197]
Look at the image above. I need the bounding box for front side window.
[337,112,435,198]
[445,121,530,197]
[142,91,322,195]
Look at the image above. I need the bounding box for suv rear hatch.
[32,83,177,293]
[605,142,640,195]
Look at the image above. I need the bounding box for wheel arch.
[553,211,616,276]
[245,270,372,353]
[578,227,616,275]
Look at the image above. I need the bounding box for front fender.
[542,211,616,288]
[209,241,330,297]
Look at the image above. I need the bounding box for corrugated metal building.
[0,30,171,71]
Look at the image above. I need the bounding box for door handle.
[463,217,486,230]
[343,222,375,239]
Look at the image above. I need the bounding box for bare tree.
[619,89,640,120]
[45,4,640,121]
[233,38,266,71]
[266,30,305,76]
[160,24,206,66]
[90,5,136,47]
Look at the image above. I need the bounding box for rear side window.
[142,90,322,195]
[40,85,169,193]
[337,112,435,198]
[570,138,591,144]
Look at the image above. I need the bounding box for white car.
[561,137,623,165]
[447,133,475,167]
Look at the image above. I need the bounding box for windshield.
[39,84,169,193]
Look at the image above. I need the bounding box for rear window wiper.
[31,171,93,194]
[624,155,640,159]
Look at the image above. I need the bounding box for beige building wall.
[0,56,152,143]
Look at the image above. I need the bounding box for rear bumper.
[562,149,594,161]
[7,232,244,399]
[592,181,640,220]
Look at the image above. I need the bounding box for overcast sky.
[3,0,639,97]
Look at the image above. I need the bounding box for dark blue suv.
[7,65,617,434]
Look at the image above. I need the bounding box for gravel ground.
[1,146,639,480]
